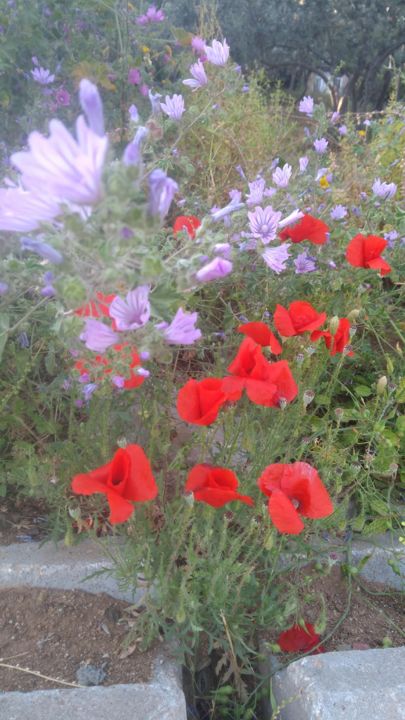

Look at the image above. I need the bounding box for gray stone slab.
[351,534,405,590]
[0,540,145,602]
[0,681,186,720]
[272,647,405,719]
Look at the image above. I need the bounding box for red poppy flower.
[345,234,391,276]
[75,344,145,391]
[277,622,324,653]
[71,445,158,524]
[279,214,329,245]
[173,215,201,239]
[74,292,116,318]
[185,464,254,508]
[222,337,298,407]
[176,377,230,425]
[274,301,327,337]
[237,322,282,355]
[257,461,334,534]
[311,318,353,356]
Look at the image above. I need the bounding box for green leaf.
[0,313,10,363]
[354,385,372,397]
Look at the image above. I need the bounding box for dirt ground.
[263,565,404,654]
[0,587,159,692]
[0,497,49,546]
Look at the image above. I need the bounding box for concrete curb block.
[0,539,141,602]
[271,647,405,719]
[0,540,187,720]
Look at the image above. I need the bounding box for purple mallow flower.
[246,178,265,205]
[160,94,185,121]
[148,169,178,220]
[299,156,309,173]
[0,187,61,232]
[156,308,201,345]
[248,205,282,245]
[80,319,119,353]
[136,5,165,24]
[183,60,208,91]
[211,190,243,221]
[384,230,399,248]
[191,36,206,55]
[123,126,149,166]
[82,383,98,402]
[0,282,9,295]
[196,257,233,282]
[20,236,63,264]
[11,115,108,206]
[128,68,141,85]
[148,90,162,115]
[262,244,290,273]
[41,271,57,297]
[330,204,347,220]
[272,163,292,188]
[294,251,317,274]
[55,88,71,107]
[338,124,348,136]
[314,138,328,154]
[204,39,230,66]
[109,286,151,331]
[372,178,397,200]
[129,104,139,123]
[31,67,55,85]
[299,96,314,115]
[79,79,105,137]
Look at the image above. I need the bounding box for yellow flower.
[142,46,150,54]
[358,130,366,137]
[319,175,330,189]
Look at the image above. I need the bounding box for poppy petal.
[277,622,322,653]
[273,305,296,337]
[237,322,282,354]
[106,490,135,524]
[123,444,158,502]
[177,378,228,425]
[366,256,391,276]
[268,489,305,534]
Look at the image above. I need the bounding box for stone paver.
[271,647,405,719]
[351,534,404,590]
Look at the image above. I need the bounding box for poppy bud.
[395,343,403,357]
[386,357,394,373]
[303,389,315,408]
[329,315,340,335]
[348,308,361,321]
[376,375,387,395]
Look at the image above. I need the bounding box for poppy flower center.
[291,498,300,509]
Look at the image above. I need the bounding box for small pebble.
[352,642,370,651]
[76,663,107,686]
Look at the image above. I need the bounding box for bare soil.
[0,587,159,692]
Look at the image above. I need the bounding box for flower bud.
[376,376,387,395]
[79,79,105,137]
[303,389,315,408]
[329,315,340,335]
[348,308,361,321]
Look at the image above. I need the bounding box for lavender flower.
[331,111,340,124]
[0,282,9,295]
[148,169,178,219]
[183,60,208,91]
[160,94,185,121]
[314,138,328,154]
[31,67,55,85]
[248,205,282,245]
[196,257,233,282]
[384,230,399,247]
[20,236,63,264]
[262,244,290,273]
[372,178,397,200]
[272,163,292,188]
[299,96,314,115]
[156,308,201,345]
[109,286,150,331]
[246,178,265,205]
[11,116,108,205]
[41,271,57,297]
[80,319,118,353]
[204,39,230,66]
[123,126,149,166]
[79,79,105,137]
[294,251,317,274]
[299,156,309,173]
[0,187,60,232]
[211,190,243,221]
[330,204,348,220]
[338,124,348,136]
[136,5,165,24]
